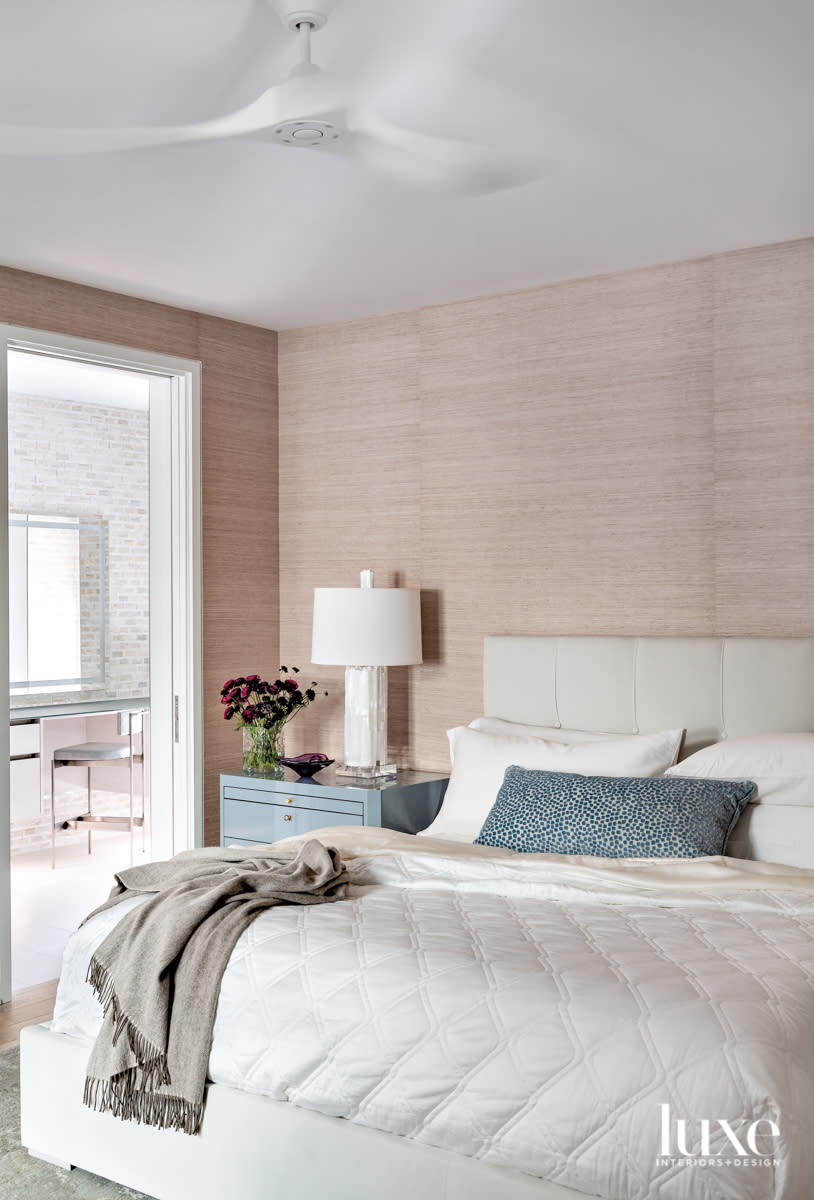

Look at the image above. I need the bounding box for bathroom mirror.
[9,514,106,693]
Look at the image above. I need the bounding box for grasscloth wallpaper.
[278,237,814,772]
[3,236,811,832]
[0,267,279,844]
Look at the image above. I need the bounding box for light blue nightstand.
[220,766,449,848]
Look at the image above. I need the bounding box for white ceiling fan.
[0,2,541,195]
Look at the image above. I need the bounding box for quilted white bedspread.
[52,829,814,1200]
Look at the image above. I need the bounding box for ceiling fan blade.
[0,68,353,157]
[0,120,221,158]
[345,109,543,194]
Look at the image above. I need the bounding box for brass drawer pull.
[286,797,293,804]
[284,813,293,821]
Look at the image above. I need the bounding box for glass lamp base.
[342,664,396,780]
[337,762,397,780]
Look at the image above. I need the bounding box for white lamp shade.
[312,587,423,667]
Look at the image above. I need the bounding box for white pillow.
[452,717,627,766]
[469,716,623,744]
[421,725,685,843]
[667,733,814,806]
[726,804,814,868]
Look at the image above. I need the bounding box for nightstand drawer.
[222,798,363,843]
[223,784,363,819]
[223,836,266,848]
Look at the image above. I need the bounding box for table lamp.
[311,569,422,779]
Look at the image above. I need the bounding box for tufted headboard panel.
[483,637,814,758]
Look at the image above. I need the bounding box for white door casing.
[149,372,204,858]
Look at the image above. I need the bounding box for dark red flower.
[222,667,323,723]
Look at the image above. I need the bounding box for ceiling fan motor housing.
[270,119,342,146]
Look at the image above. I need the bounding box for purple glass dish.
[280,753,334,778]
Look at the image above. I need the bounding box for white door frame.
[0,325,203,1002]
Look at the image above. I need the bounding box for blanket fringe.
[83,1074,203,1135]
[86,954,171,1092]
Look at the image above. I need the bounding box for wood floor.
[0,979,58,1050]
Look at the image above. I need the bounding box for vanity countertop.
[10,696,150,722]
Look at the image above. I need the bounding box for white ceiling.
[0,0,811,331]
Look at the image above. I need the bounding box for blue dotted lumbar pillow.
[474,767,755,858]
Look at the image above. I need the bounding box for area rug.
[0,1046,151,1199]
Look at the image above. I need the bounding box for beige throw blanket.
[82,839,347,1135]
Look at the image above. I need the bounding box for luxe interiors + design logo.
[656,1103,782,1169]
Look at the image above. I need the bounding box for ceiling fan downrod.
[296,19,313,68]
[284,8,328,75]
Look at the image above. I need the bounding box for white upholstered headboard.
[483,637,814,866]
[484,637,814,755]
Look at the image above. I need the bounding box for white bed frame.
[20,636,814,1200]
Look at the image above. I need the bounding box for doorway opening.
[0,329,202,1001]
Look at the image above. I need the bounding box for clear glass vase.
[242,724,285,778]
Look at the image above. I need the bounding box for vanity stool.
[51,710,147,868]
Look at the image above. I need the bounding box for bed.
[19,636,814,1200]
